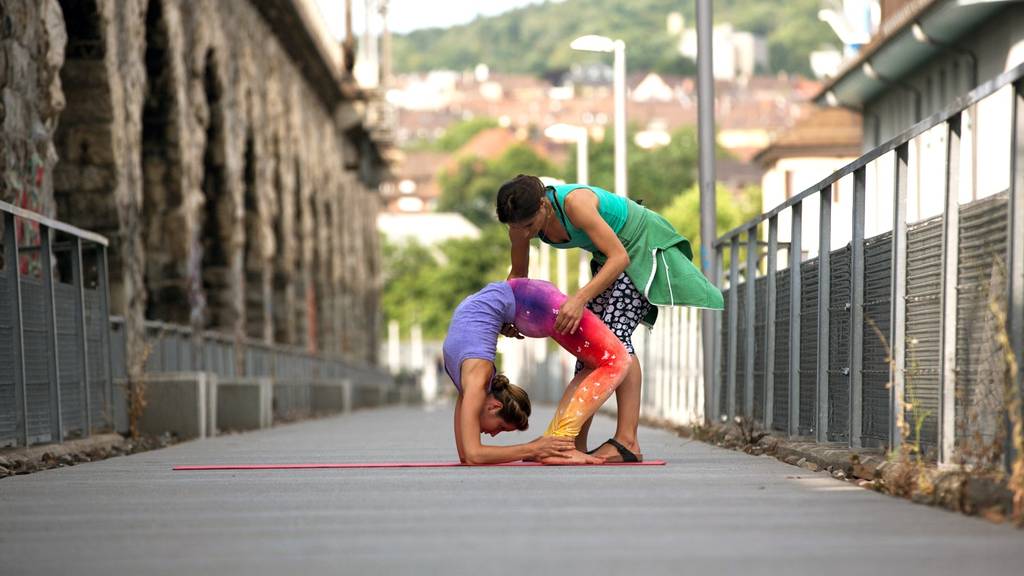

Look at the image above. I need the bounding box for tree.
[661,183,762,270]
[380,225,511,339]
[392,0,837,78]
[569,126,713,212]
[433,117,499,152]
[438,143,560,228]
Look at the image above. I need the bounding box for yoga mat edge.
[174,460,667,471]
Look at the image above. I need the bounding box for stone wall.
[0,0,65,218]
[1,0,385,380]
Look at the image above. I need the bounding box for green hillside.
[392,0,838,77]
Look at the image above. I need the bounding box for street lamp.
[571,34,626,198]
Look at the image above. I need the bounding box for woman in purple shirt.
[444,278,633,465]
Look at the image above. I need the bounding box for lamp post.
[571,34,626,198]
[696,0,718,425]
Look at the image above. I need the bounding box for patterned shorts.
[574,268,652,374]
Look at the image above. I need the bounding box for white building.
[376,212,480,247]
[678,23,768,82]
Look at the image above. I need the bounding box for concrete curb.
[641,416,1020,525]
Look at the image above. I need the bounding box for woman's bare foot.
[539,449,605,465]
[590,438,642,463]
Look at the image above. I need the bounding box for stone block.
[271,381,313,421]
[216,377,272,432]
[138,372,216,440]
[311,379,351,415]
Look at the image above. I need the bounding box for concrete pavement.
[1,404,1021,575]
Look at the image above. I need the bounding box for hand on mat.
[540,449,606,466]
[529,435,575,460]
[554,295,585,334]
[500,323,524,339]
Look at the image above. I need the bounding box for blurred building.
[677,23,769,82]
[381,151,447,213]
[817,0,1024,148]
[754,107,863,255]
[377,212,480,247]
[388,68,818,164]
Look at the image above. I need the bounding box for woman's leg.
[573,270,652,460]
[508,279,631,441]
[543,313,631,439]
[597,355,642,456]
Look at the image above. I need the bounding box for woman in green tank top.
[496,174,723,463]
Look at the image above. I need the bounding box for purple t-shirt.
[442,281,516,392]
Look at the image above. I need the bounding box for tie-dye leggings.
[507,278,630,439]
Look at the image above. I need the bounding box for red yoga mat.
[173,460,666,471]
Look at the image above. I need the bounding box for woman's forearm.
[463,442,535,466]
[577,252,629,303]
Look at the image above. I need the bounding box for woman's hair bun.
[490,373,510,392]
[489,373,531,431]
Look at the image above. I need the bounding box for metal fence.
[713,62,1024,465]
[1,202,392,448]
[106,319,393,427]
[109,319,385,383]
[0,200,113,448]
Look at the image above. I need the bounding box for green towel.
[593,200,725,326]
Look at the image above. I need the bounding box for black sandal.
[587,438,640,462]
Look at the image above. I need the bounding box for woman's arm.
[507,226,531,280]
[456,359,572,465]
[554,190,630,334]
[454,395,466,463]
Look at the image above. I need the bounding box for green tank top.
[539,184,629,254]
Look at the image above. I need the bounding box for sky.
[313,0,554,37]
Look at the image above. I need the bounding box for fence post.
[850,168,867,448]
[891,144,910,454]
[817,186,832,442]
[71,237,92,433]
[40,225,63,442]
[789,203,802,437]
[711,245,724,422]
[744,227,757,419]
[1006,80,1024,471]
[4,212,29,445]
[727,236,740,421]
[764,216,778,430]
[939,114,962,464]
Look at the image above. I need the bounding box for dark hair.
[489,373,531,431]
[496,174,546,224]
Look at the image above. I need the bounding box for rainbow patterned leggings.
[507,278,631,439]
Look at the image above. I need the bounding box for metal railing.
[109,318,387,383]
[107,318,394,427]
[712,62,1024,465]
[1,202,394,447]
[0,200,113,447]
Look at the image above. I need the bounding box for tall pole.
[613,40,627,198]
[379,0,391,88]
[696,0,718,425]
[577,130,589,185]
[578,129,591,288]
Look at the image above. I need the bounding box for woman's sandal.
[586,438,641,463]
